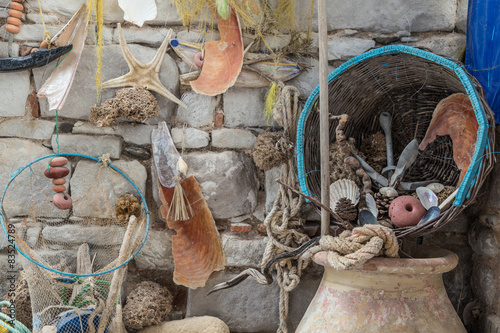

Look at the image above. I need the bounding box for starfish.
[102,23,187,108]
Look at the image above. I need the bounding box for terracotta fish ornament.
[419,93,479,186]
[152,122,226,289]
[190,8,243,95]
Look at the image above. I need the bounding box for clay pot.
[44,167,69,179]
[388,195,426,227]
[296,247,466,333]
[53,192,72,210]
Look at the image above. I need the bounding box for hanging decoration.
[118,0,158,27]
[101,24,187,108]
[152,122,226,289]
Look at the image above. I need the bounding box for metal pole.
[318,0,330,236]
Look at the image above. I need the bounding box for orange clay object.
[40,40,49,49]
[190,9,243,96]
[8,9,23,19]
[419,93,479,186]
[9,2,23,10]
[159,176,226,288]
[7,17,22,26]
[12,0,25,3]
[52,178,66,185]
[53,192,72,210]
[30,48,39,53]
[49,156,68,167]
[5,24,20,34]
[53,185,66,193]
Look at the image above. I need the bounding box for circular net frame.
[297,46,495,238]
[0,154,150,332]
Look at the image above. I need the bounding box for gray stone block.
[212,128,257,149]
[70,159,147,218]
[471,260,496,307]
[224,87,268,128]
[42,225,125,246]
[176,92,218,127]
[0,41,19,58]
[134,229,174,271]
[0,24,60,42]
[289,58,335,98]
[112,27,173,47]
[72,121,154,146]
[51,134,123,159]
[305,0,456,33]
[327,37,376,61]
[35,44,179,122]
[183,151,259,219]
[479,314,500,333]
[0,139,70,218]
[469,222,499,258]
[0,72,30,117]
[0,119,55,140]
[148,0,184,26]
[26,13,61,24]
[171,127,209,149]
[411,33,467,60]
[265,167,281,213]
[221,234,267,267]
[456,0,468,33]
[186,270,321,332]
[38,0,124,23]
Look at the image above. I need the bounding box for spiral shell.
[329,179,360,212]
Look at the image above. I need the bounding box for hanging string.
[36,0,51,44]
[95,0,104,103]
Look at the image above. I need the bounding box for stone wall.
[2,0,497,332]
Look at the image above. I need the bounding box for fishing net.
[0,154,150,333]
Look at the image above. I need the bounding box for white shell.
[379,186,398,197]
[365,193,378,218]
[426,183,445,194]
[118,0,157,27]
[329,179,360,212]
[416,187,439,210]
[177,156,188,176]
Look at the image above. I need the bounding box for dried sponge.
[115,193,142,224]
[123,281,173,330]
[252,131,292,171]
[90,86,159,127]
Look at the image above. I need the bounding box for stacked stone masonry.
[1,0,497,332]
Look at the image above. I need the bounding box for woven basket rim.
[295,45,496,238]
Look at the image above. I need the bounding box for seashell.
[365,193,378,218]
[417,206,441,226]
[329,179,360,212]
[118,0,157,27]
[416,187,438,210]
[389,195,426,227]
[177,156,188,176]
[359,210,379,226]
[44,166,69,179]
[379,186,398,197]
[53,192,72,210]
[426,183,445,194]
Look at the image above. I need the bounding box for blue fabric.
[465,0,500,123]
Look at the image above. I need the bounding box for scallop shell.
[426,183,445,194]
[416,187,439,210]
[118,0,157,27]
[329,179,360,212]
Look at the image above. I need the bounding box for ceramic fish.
[37,4,88,111]
[190,8,243,95]
[0,45,73,72]
[118,0,157,27]
[419,93,479,186]
[152,122,226,289]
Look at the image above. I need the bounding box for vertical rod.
[318,0,330,236]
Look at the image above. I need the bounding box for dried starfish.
[102,23,187,108]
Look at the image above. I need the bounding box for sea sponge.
[115,193,142,224]
[90,86,159,127]
[252,131,292,171]
[123,281,173,330]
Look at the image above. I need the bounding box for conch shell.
[190,8,243,95]
[419,93,478,186]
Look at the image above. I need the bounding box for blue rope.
[296,45,490,207]
[0,153,150,278]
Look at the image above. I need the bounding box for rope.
[36,0,51,44]
[318,225,399,270]
[260,83,309,333]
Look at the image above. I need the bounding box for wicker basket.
[296,45,495,238]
